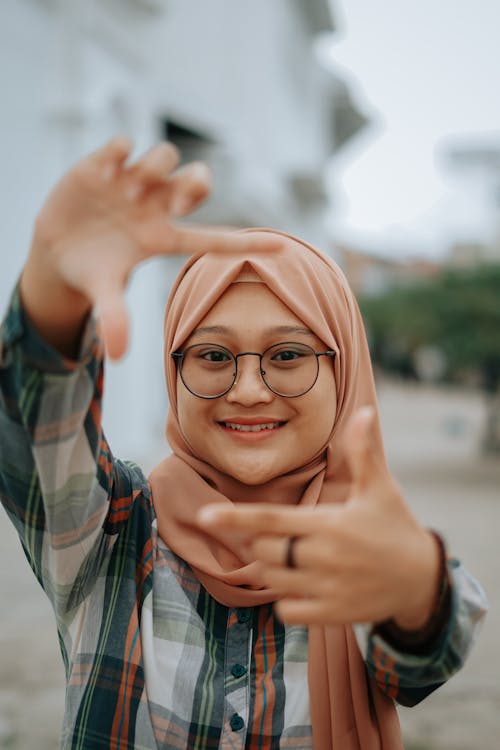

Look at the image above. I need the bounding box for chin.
[221,462,280,486]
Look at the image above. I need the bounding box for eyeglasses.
[172,341,336,399]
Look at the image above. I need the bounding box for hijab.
[149,230,403,749]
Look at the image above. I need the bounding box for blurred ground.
[0,378,498,749]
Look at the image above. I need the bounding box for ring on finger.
[285,536,299,569]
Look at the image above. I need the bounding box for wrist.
[393,529,441,630]
[20,238,91,358]
[375,531,451,654]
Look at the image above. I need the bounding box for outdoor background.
[0,1,499,748]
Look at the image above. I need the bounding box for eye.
[197,347,232,363]
[268,344,311,363]
[271,349,302,362]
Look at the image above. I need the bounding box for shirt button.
[237,608,251,623]
[230,714,245,732]
[231,663,247,678]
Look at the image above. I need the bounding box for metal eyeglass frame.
[171,341,336,399]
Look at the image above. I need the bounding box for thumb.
[343,406,384,494]
[93,286,130,360]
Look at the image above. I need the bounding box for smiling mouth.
[219,421,286,433]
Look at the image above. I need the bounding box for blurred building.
[442,141,500,265]
[1,0,369,464]
[337,245,441,298]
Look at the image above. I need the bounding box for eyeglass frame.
[171,341,336,399]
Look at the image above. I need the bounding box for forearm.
[19,230,91,359]
[359,561,488,707]
[0,284,111,609]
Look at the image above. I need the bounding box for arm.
[1,137,280,612]
[362,559,487,706]
[0,284,146,615]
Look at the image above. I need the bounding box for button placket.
[220,608,252,749]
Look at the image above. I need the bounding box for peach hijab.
[149,230,403,749]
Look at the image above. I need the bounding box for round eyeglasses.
[172,341,336,399]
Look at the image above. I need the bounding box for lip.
[218,417,286,425]
[217,418,287,441]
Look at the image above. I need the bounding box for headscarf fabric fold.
[149,230,403,749]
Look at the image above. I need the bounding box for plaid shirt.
[0,287,487,750]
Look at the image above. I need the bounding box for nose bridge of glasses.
[233,351,266,380]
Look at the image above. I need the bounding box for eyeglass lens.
[179,342,320,398]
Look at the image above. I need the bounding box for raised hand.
[20,136,280,359]
[197,407,440,630]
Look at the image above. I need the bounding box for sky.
[321,0,500,258]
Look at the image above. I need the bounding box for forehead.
[185,282,324,346]
[199,282,305,327]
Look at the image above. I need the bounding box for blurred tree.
[360,265,500,453]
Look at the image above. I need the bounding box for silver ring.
[286,536,299,569]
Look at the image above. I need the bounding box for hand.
[21,136,280,359]
[197,407,440,629]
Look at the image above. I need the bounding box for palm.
[37,141,190,295]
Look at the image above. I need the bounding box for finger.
[162,225,284,257]
[258,565,316,596]
[138,222,284,259]
[161,162,212,216]
[343,406,385,492]
[197,503,338,538]
[91,135,134,179]
[93,287,130,360]
[128,142,180,187]
[253,535,340,573]
[252,536,290,567]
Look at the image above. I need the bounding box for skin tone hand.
[20,136,281,360]
[197,407,440,631]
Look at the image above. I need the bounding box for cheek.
[310,398,337,443]
[176,387,215,455]
[305,377,337,445]
[176,389,200,444]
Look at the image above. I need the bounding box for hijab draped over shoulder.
[149,230,403,750]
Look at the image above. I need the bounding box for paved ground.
[0,378,498,749]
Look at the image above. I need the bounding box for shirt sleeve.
[355,559,488,707]
[0,284,151,618]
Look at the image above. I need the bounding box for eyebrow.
[190,325,316,339]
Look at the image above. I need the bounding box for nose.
[225,354,273,405]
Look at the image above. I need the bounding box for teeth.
[223,422,282,432]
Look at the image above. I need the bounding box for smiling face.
[176,281,337,485]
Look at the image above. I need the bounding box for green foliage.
[359,264,500,391]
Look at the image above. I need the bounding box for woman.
[0,138,487,749]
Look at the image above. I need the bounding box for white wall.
[147,0,334,174]
[0,1,173,465]
[0,2,55,305]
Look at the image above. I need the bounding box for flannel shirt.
[0,287,487,749]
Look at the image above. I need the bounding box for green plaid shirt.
[0,287,487,749]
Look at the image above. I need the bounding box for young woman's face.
[176,282,337,485]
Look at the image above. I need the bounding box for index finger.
[197,503,337,537]
[168,224,284,256]
[91,135,134,174]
